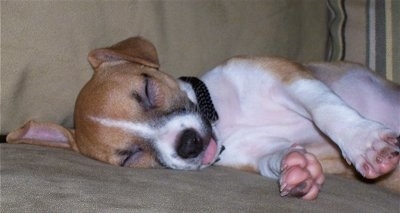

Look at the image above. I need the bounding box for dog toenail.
[280,190,290,197]
[280,183,287,192]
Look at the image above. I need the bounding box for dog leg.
[259,144,324,200]
[216,131,324,199]
[285,79,400,179]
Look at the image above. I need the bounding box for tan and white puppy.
[7,37,400,200]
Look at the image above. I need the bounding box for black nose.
[177,129,204,159]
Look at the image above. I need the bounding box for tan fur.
[229,56,314,83]
[236,165,259,174]
[74,39,189,167]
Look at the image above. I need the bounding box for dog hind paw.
[355,131,400,179]
[279,146,325,200]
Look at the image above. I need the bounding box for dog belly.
[202,61,330,149]
[214,107,326,146]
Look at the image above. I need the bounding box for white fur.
[90,113,210,170]
[178,81,198,104]
[90,116,155,138]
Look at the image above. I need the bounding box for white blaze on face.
[90,116,155,137]
[90,113,212,170]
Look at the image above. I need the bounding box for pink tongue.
[202,138,218,165]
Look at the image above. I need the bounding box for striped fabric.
[366,0,400,83]
[330,0,400,83]
[327,0,346,61]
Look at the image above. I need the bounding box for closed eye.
[118,147,143,167]
[144,77,150,101]
[132,74,156,110]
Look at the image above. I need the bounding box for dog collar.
[179,76,219,123]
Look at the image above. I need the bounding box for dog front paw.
[351,129,400,179]
[279,146,325,200]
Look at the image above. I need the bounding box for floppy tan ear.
[6,120,78,151]
[88,36,160,70]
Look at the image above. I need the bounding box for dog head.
[7,37,220,170]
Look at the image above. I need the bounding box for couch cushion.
[1,143,398,212]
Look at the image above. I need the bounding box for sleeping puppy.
[7,37,400,200]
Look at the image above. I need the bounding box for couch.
[1,1,399,212]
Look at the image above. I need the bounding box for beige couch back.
[2,1,329,134]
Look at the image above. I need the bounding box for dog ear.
[6,120,78,151]
[88,36,160,70]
